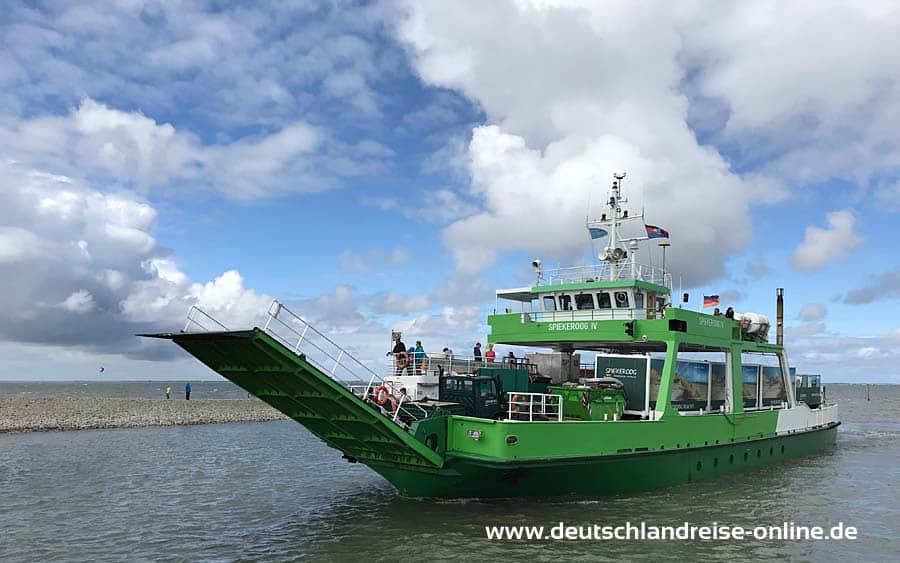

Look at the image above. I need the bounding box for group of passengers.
[388,335,500,376]
[712,307,735,319]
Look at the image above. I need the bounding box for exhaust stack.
[776,288,784,346]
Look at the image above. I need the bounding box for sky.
[1,0,899,383]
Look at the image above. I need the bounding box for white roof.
[495,286,534,302]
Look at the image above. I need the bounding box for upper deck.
[488,306,782,354]
[538,262,672,292]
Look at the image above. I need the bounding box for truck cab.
[439,375,502,419]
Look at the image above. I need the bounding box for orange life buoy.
[396,351,409,370]
[510,394,526,412]
[374,385,392,405]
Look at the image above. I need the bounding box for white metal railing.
[543,263,672,290]
[184,305,229,332]
[506,392,564,422]
[184,300,427,425]
[385,354,492,377]
[261,300,386,396]
[519,308,653,323]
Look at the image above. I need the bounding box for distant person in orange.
[485,344,496,363]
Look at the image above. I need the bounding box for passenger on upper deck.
[474,342,482,362]
[414,341,426,374]
[725,307,735,319]
[713,307,722,316]
[388,335,409,376]
[485,344,496,363]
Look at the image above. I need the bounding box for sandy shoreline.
[0,396,288,433]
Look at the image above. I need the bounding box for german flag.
[703,295,720,308]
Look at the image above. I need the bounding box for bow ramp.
[143,303,443,469]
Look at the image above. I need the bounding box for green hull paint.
[374,424,838,498]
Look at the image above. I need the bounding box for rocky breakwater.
[0,397,289,433]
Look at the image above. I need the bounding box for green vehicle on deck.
[144,173,839,498]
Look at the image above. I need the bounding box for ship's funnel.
[776,288,784,346]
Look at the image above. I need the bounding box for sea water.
[0,383,897,561]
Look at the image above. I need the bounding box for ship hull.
[371,423,838,498]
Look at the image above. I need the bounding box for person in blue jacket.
[185,382,192,401]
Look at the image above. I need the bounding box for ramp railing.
[182,300,425,424]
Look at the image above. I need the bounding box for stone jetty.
[0,397,288,433]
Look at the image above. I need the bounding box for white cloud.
[788,328,900,383]
[396,1,900,283]
[372,292,431,315]
[797,303,827,322]
[60,290,95,314]
[791,210,862,271]
[0,99,350,200]
[1,3,400,128]
[684,2,900,185]
[337,248,410,276]
[398,2,756,284]
[0,226,49,263]
[843,268,900,305]
[0,161,271,358]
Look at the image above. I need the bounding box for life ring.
[396,351,409,370]
[510,394,526,412]
[374,385,392,405]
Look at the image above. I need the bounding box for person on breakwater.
[165,385,171,399]
[185,382,191,400]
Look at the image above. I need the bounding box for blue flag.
[588,227,608,240]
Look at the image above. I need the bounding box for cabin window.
[614,291,630,308]
[542,296,557,311]
[742,365,759,409]
[597,292,612,309]
[478,380,497,400]
[575,293,595,310]
[761,365,788,406]
[559,295,572,311]
[634,292,645,310]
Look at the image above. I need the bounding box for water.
[1,384,897,561]
[0,380,249,399]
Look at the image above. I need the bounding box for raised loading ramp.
[143,328,443,469]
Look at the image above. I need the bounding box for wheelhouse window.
[542,296,557,311]
[634,292,645,310]
[597,292,612,309]
[559,295,572,311]
[614,291,630,308]
[575,293,595,310]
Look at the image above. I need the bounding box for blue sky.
[1,1,899,382]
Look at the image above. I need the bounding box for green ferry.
[144,173,839,498]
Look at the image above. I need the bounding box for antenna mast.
[586,172,646,280]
